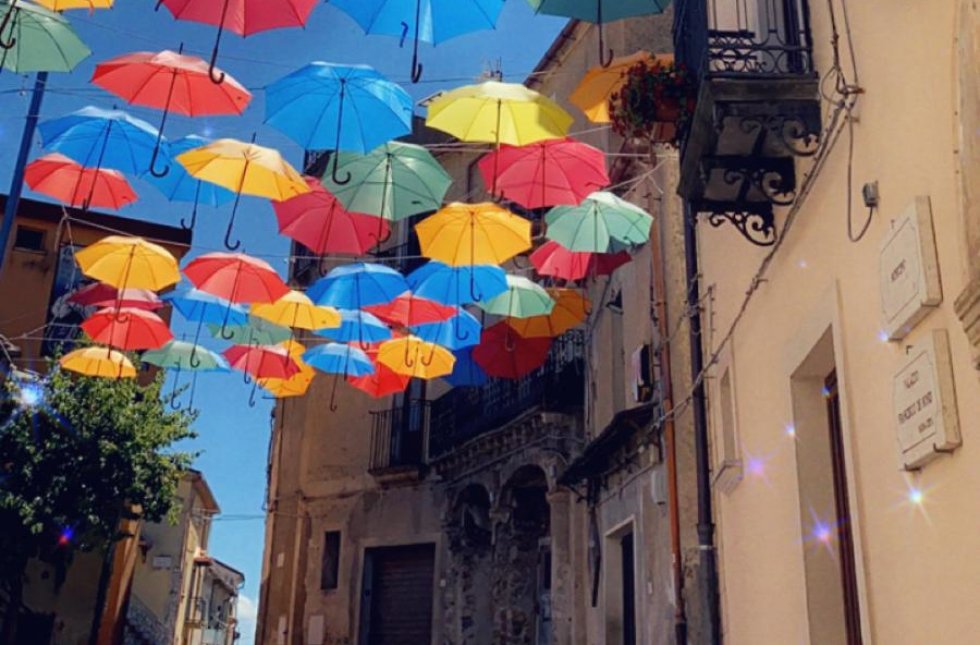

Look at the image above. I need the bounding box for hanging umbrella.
[477,275,555,319]
[251,290,341,331]
[302,342,374,410]
[416,202,531,269]
[272,177,390,256]
[410,308,481,349]
[92,48,251,178]
[143,135,236,230]
[545,191,654,253]
[177,137,310,249]
[314,310,392,344]
[0,0,91,73]
[265,63,413,184]
[69,283,163,311]
[165,288,248,359]
[183,252,290,305]
[38,106,162,178]
[505,288,588,338]
[376,336,455,380]
[260,364,315,399]
[570,51,669,122]
[81,306,174,351]
[32,0,112,10]
[307,262,408,309]
[443,347,488,387]
[530,240,631,281]
[472,322,552,378]
[347,361,410,398]
[224,344,299,380]
[158,0,317,83]
[208,316,293,346]
[75,235,180,291]
[476,138,610,209]
[364,293,455,328]
[527,0,671,67]
[59,346,136,379]
[142,340,229,409]
[406,261,508,306]
[25,154,137,211]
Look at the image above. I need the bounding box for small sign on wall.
[893,330,962,469]
[879,196,943,340]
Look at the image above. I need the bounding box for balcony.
[674,0,822,245]
[369,401,430,481]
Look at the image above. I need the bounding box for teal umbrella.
[142,340,229,409]
[0,0,91,73]
[208,316,293,347]
[477,275,555,319]
[545,191,653,253]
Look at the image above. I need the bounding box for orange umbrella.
[59,346,136,379]
[183,252,289,305]
[505,288,589,338]
[364,293,456,328]
[223,344,299,380]
[25,153,137,210]
[347,362,410,398]
[472,322,552,379]
[80,307,173,350]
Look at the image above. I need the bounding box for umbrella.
[272,177,390,256]
[33,0,112,9]
[0,0,90,73]
[476,138,610,209]
[364,293,455,328]
[265,63,413,184]
[347,362,410,398]
[406,261,508,305]
[38,106,162,177]
[477,275,555,319]
[314,310,392,345]
[69,284,163,311]
[81,306,174,351]
[25,153,137,211]
[177,137,310,249]
[302,342,374,409]
[331,0,505,82]
[165,288,248,360]
[59,346,136,379]
[75,235,180,291]
[505,288,588,338]
[224,344,299,380]
[545,191,654,252]
[141,340,228,409]
[307,263,408,309]
[530,240,631,281]
[143,135,236,230]
[472,322,552,378]
[208,316,293,346]
[410,308,481,349]
[183,252,290,305]
[569,51,670,122]
[443,347,488,387]
[158,0,317,83]
[260,367,315,399]
[416,202,531,268]
[527,0,671,67]
[92,47,251,177]
[376,336,455,380]
[251,290,341,331]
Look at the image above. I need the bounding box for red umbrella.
[92,48,251,177]
[80,307,173,351]
[68,283,163,311]
[25,154,137,210]
[472,322,552,379]
[478,137,610,208]
[530,240,631,281]
[272,177,389,255]
[364,293,456,328]
[183,252,289,305]
[347,361,411,398]
[224,344,299,380]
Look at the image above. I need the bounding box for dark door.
[621,532,636,645]
[359,544,436,645]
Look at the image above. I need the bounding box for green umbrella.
[0,0,91,73]
[478,275,555,319]
[208,316,293,346]
[142,340,229,410]
[545,191,653,253]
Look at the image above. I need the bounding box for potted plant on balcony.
[609,60,697,147]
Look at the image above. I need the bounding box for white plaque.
[893,330,962,469]
[879,196,943,340]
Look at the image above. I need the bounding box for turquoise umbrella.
[142,340,229,409]
[545,191,653,253]
[0,0,91,73]
[208,316,293,347]
[302,342,375,410]
[477,275,555,319]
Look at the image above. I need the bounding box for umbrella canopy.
[302,343,374,377]
[406,261,508,305]
[321,142,451,222]
[69,283,163,311]
[59,346,136,378]
[183,252,290,305]
[376,336,455,380]
[477,275,555,319]
[505,288,588,338]
[142,340,229,371]
[426,81,573,146]
[165,289,248,324]
[545,191,654,253]
[314,310,392,344]
[81,306,174,350]
[307,262,408,309]
[260,364,315,398]
[530,240,631,281]
[272,177,389,256]
[33,0,112,9]
[38,106,162,177]
[251,290,341,331]
[224,344,299,380]
[416,202,531,267]
[477,138,610,209]
[364,293,456,327]
[209,316,293,346]
[75,235,180,291]
[472,322,552,378]
[0,0,91,73]
[410,308,482,350]
[25,153,137,210]
[347,361,411,398]
[443,347,488,387]
[143,135,236,230]
[570,51,669,123]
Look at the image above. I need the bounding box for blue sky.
[0,3,566,642]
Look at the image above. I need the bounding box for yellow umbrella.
[251,291,341,331]
[275,339,307,358]
[259,340,315,398]
[376,336,455,380]
[426,81,573,146]
[506,288,589,338]
[416,202,531,267]
[570,52,673,123]
[59,346,136,378]
[33,0,113,9]
[74,235,180,291]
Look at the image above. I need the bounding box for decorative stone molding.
[955,275,980,372]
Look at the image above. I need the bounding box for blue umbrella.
[331,0,506,83]
[303,342,376,410]
[411,308,481,349]
[164,289,248,366]
[265,62,413,184]
[443,347,489,387]
[308,263,408,309]
[38,106,162,179]
[406,261,508,306]
[143,135,235,230]
[314,310,392,344]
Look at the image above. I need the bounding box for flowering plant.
[609,61,697,145]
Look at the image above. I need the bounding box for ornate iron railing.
[369,400,430,472]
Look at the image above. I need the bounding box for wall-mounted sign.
[893,330,962,469]
[879,196,943,340]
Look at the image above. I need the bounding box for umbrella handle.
[168,363,182,410]
[189,346,202,369]
[248,377,258,407]
[329,374,340,412]
[208,2,229,85]
[404,340,415,367]
[243,368,251,385]
[504,329,516,353]
[597,4,614,68]
[330,154,351,186]
[421,342,436,367]
[219,306,236,340]
[0,4,17,50]
[454,316,470,343]
[409,0,423,83]
[182,181,202,230]
[469,271,483,303]
[223,191,243,251]
[148,141,170,178]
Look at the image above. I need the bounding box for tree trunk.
[0,553,30,643]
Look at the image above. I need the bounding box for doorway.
[358,544,436,645]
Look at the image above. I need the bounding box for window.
[713,366,743,493]
[320,531,341,591]
[14,226,45,252]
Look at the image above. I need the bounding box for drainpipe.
[683,202,721,644]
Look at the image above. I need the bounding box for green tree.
[0,363,195,640]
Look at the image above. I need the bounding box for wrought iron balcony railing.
[369,400,430,474]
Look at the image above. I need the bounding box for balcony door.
[391,380,425,466]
